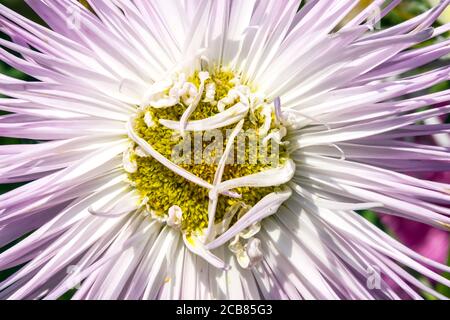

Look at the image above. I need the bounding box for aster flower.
[0,0,450,300]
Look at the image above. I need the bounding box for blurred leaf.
[58,289,77,300]
[0,0,44,24]
[382,0,431,27]
[436,253,450,297]
[429,81,450,94]
[360,210,386,231]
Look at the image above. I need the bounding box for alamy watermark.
[171,129,282,168]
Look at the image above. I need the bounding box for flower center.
[124,67,291,267]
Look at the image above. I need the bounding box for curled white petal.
[213,203,243,237]
[206,186,292,250]
[214,120,245,186]
[183,234,230,270]
[159,102,249,132]
[179,72,209,134]
[205,120,245,240]
[214,159,296,195]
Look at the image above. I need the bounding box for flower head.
[0,0,449,300]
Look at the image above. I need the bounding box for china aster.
[0,0,449,300]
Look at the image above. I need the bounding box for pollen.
[126,68,287,234]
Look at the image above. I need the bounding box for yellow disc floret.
[127,68,287,233]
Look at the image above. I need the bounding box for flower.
[0,0,449,300]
